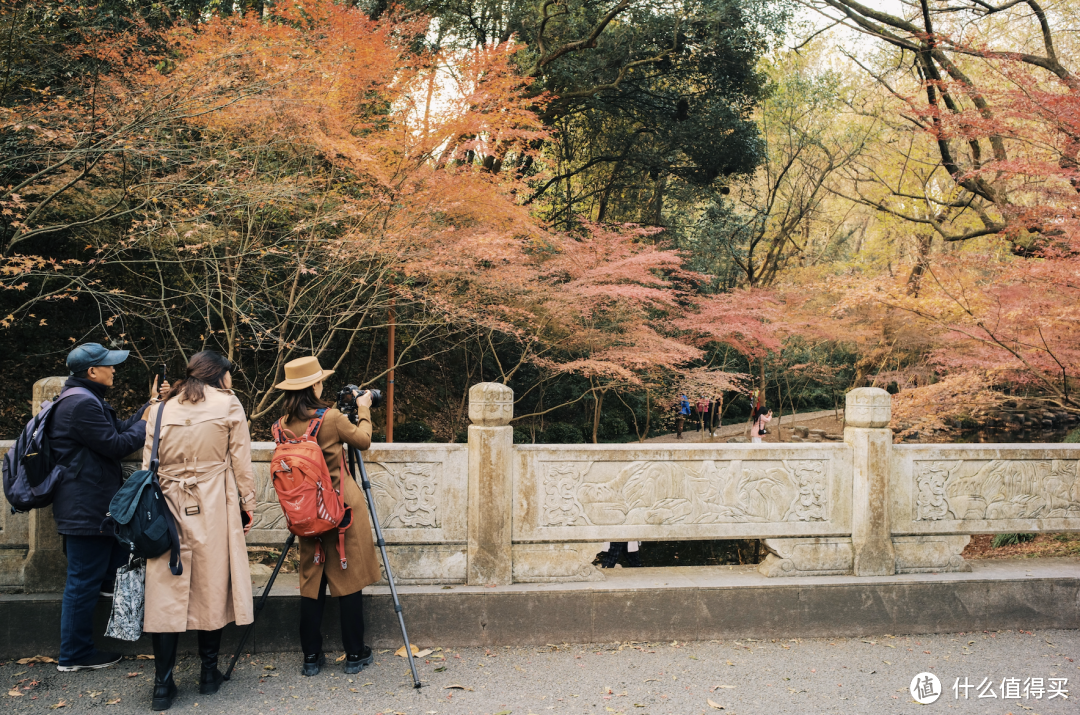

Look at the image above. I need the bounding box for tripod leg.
[348,446,422,689]
[224,533,296,681]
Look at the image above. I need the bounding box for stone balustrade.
[2,381,1079,591]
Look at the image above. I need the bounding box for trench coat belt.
[158,459,229,515]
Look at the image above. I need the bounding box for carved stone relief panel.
[538,459,830,527]
[914,459,1080,521]
[366,462,441,528]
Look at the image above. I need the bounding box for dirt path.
[643,408,845,443]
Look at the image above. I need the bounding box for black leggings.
[299,573,365,656]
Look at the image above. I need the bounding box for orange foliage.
[0,0,785,414]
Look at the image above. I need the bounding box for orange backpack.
[270,411,353,569]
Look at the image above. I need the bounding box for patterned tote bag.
[105,557,145,641]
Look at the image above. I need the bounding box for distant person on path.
[596,541,642,568]
[143,352,255,711]
[750,397,772,444]
[676,394,691,439]
[50,343,161,672]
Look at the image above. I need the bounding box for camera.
[337,384,383,414]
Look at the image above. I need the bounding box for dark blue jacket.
[47,378,148,535]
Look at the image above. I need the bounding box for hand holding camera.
[336,384,383,417]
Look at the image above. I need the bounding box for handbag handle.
[148,401,166,474]
[147,401,182,576]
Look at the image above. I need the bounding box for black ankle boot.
[197,629,224,695]
[151,633,180,711]
[301,652,325,677]
[343,646,373,674]
[626,550,643,567]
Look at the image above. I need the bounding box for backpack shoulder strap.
[272,417,300,444]
[303,410,327,440]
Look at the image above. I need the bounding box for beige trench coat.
[279,407,381,599]
[143,388,256,633]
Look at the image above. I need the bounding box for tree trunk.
[592,388,605,444]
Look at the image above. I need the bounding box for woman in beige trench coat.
[274,356,381,677]
[143,352,256,711]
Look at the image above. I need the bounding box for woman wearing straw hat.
[274,356,381,677]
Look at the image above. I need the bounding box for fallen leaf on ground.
[335,654,346,663]
[434,666,446,672]
[415,649,433,658]
[444,684,473,691]
[643,678,658,682]
[7,689,23,697]
[87,690,103,697]
[50,701,67,709]
[16,656,57,665]
[711,685,736,690]
[725,660,735,666]
[263,665,276,670]
[396,644,426,658]
[493,711,512,715]
[707,699,724,710]
[135,654,154,660]
[106,698,121,705]
[125,672,140,678]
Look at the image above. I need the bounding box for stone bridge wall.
[2,381,1079,591]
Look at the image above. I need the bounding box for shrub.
[395,421,435,443]
[542,422,584,444]
[597,415,629,440]
[991,533,1036,548]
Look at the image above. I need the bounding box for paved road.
[3,629,1076,714]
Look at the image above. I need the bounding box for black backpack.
[2,386,93,513]
[104,402,182,575]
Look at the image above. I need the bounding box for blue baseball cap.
[66,342,130,375]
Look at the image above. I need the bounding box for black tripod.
[345,440,421,688]
[224,532,296,680]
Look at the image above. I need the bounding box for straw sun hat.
[275,356,335,391]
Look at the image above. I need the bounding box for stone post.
[467,382,514,586]
[22,377,70,592]
[845,387,895,576]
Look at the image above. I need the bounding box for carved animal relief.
[539,459,830,527]
[914,459,1080,521]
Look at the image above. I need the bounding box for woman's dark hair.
[752,401,767,421]
[167,351,233,404]
[281,386,329,423]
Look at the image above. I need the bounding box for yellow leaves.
[707,698,725,709]
[16,656,57,664]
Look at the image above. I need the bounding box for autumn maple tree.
[0,0,785,435]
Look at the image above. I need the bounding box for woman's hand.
[243,511,254,535]
[355,389,373,408]
[151,375,171,401]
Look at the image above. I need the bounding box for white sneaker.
[56,652,122,672]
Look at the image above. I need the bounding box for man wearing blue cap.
[49,343,163,671]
